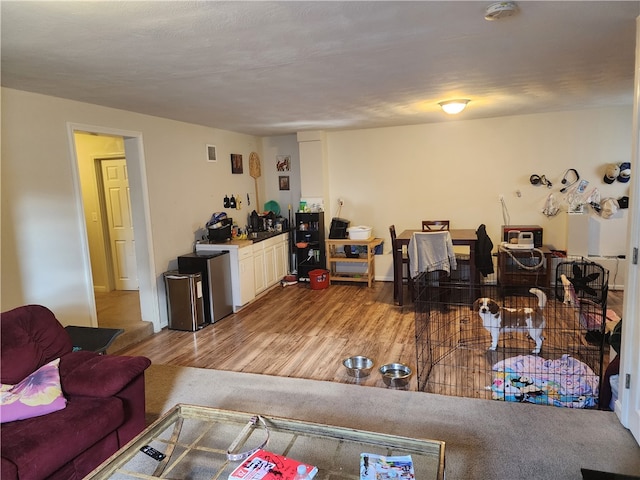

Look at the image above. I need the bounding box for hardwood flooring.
[95,290,154,352]
[117,281,418,389]
[95,290,143,325]
[116,281,624,394]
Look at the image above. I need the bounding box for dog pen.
[414,259,609,408]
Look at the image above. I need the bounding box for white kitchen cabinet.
[195,232,289,310]
[238,246,255,307]
[253,245,266,295]
[254,233,288,296]
[275,233,288,279]
[264,236,278,288]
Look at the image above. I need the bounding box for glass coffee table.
[86,404,445,480]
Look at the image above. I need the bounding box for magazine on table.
[360,453,415,480]
[229,449,317,480]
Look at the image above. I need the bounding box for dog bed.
[489,354,599,408]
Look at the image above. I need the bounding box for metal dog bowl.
[379,363,412,388]
[343,356,374,378]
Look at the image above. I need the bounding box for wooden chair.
[389,225,412,305]
[422,220,470,282]
[422,220,450,231]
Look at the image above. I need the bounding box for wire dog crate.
[415,260,609,408]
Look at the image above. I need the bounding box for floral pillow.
[0,358,67,423]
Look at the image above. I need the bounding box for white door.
[101,158,138,290]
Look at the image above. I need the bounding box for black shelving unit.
[295,212,325,281]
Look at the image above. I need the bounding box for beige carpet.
[144,364,639,480]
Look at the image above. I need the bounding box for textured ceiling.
[2,1,639,136]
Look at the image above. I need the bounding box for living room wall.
[1,88,262,325]
[1,87,633,326]
[323,107,633,279]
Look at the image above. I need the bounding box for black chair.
[389,225,412,305]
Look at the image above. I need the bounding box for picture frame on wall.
[231,154,243,174]
[206,144,217,162]
[276,155,291,171]
[279,175,290,191]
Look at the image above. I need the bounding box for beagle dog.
[473,288,547,354]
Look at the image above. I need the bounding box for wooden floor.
[117,281,624,393]
[95,290,154,352]
[118,281,418,389]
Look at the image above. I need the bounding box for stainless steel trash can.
[163,271,205,331]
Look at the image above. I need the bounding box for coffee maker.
[329,217,350,239]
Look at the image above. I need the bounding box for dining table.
[393,228,479,307]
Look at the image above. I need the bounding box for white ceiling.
[2,1,639,136]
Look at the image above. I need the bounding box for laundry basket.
[309,269,330,290]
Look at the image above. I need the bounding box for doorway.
[70,126,159,341]
[74,133,141,329]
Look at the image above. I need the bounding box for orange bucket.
[309,269,330,290]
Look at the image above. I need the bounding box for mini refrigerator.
[163,271,205,331]
[178,251,233,324]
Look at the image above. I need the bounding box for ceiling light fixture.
[438,99,470,115]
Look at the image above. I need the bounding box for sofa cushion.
[0,396,124,480]
[1,305,72,385]
[60,353,151,397]
[0,358,66,423]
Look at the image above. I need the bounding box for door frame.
[67,122,160,331]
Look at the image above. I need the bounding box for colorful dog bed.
[490,354,599,408]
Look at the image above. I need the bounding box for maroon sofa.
[1,305,151,480]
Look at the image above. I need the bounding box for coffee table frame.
[87,403,445,480]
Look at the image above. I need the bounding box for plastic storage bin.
[347,226,372,240]
[309,269,330,290]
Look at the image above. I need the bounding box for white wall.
[324,108,633,279]
[261,134,300,222]
[1,88,263,326]
[1,87,632,326]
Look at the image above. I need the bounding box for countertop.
[198,229,290,248]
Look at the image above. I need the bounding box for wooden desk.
[394,229,478,306]
[326,237,383,287]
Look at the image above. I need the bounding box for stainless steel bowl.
[379,363,412,388]
[342,356,374,378]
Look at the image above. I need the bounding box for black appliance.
[249,210,276,232]
[177,252,233,323]
[207,218,233,242]
[329,217,350,239]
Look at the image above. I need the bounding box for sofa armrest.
[60,352,151,397]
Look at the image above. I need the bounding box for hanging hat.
[617,162,631,183]
[600,198,619,219]
[618,196,629,209]
[603,164,619,184]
